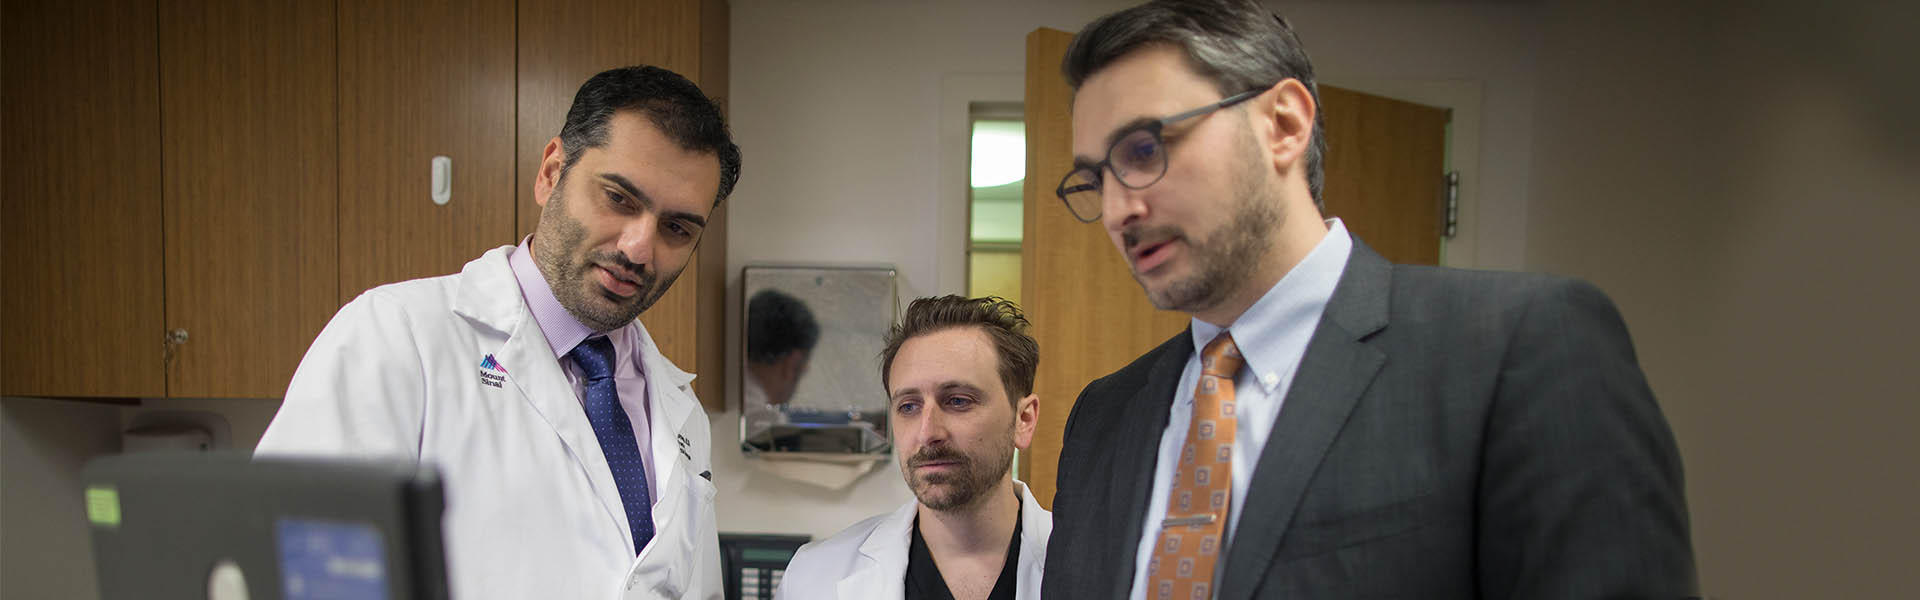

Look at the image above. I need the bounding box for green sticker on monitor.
[86,486,121,527]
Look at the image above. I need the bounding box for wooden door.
[160,0,338,397]
[1319,86,1449,266]
[516,0,730,410]
[1018,30,1451,508]
[1018,28,1192,509]
[1,0,166,397]
[338,0,518,302]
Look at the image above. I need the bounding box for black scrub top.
[904,503,1023,600]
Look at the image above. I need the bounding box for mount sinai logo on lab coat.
[478,354,508,388]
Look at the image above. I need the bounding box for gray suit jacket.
[1042,239,1696,599]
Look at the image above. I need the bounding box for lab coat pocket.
[679,473,719,567]
[623,471,717,599]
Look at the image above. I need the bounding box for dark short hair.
[557,65,742,208]
[1063,0,1328,208]
[880,296,1039,402]
[746,289,820,365]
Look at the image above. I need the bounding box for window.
[968,104,1024,305]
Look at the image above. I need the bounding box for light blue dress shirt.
[1128,218,1353,598]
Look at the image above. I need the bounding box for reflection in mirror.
[741,265,896,454]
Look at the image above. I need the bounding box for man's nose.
[614,213,657,266]
[1101,174,1148,232]
[919,408,950,447]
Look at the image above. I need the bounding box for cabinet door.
[339,0,517,302]
[160,0,338,397]
[517,0,728,410]
[1,0,166,397]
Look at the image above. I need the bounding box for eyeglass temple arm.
[1161,87,1268,125]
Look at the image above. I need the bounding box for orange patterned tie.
[1147,332,1243,600]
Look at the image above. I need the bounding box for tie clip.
[1161,514,1216,528]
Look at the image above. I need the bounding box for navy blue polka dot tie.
[569,336,654,555]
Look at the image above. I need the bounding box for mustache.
[908,446,968,468]
[591,251,654,285]
[1121,224,1184,251]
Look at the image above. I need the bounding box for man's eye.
[895,401,920,415]
[1122,138,1161,166]
[605,189,627,206]
[943,396,977,409]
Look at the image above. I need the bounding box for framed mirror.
[740,265,896,455]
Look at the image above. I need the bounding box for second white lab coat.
[774,481,1052,599]
[256,245,722,600]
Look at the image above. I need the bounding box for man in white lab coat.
[777,296,1052,600]
[255,65,739,600]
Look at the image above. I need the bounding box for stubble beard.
[1133,128,1279,315]
[533,185,682,332]
[904,424,1016,513]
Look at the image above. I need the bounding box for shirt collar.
[508,236,598,359]
[1190,218,1353,393]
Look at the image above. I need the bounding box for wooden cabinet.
[159,0,340,397]
[339,0,518,301]
[1,0,167,398]
[0,0,337,399]
[3,0,731,404]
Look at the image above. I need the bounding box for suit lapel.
[1218,241,1392,600]
[635,319,697,497]
[1106,335,1192,598]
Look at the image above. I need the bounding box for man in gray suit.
[1040,1,1697,598]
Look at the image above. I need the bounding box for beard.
[902,425,1016,513]
[532,185,683,332]
[1123,127,1278,314]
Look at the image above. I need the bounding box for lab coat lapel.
[635,319,698,495]
[1014,481,1053,600]
[451,246,634,551]
[839,500,915,600]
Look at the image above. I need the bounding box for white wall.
[0,397,122,600]
[1525,2,1920,596]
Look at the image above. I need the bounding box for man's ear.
[1013,393,1040,450]
[534,137,566,208]
[1263,79,1317,176]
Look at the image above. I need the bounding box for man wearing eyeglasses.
[1041,1,1697,599]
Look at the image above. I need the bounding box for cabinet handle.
[164,328,188,365]
[431,156,452,205]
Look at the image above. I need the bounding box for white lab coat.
[774,481,1051,600]
[256,246,722,600]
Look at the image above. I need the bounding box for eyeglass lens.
[1061,128,1170,222]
